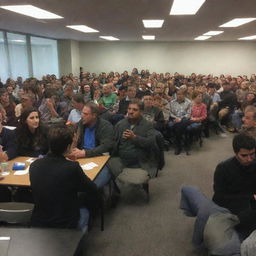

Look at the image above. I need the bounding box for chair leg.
[155,168,159,177]
[98,189,104,231]
[108,178,121,208]
[142,183,150,202]
[199,136,203,147]
[100,202,104,231]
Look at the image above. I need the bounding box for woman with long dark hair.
[16,107,48,157]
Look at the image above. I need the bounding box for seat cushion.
[117,168,149,185]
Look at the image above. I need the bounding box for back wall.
[78,41,256,76]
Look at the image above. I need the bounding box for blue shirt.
[83,126,95,150]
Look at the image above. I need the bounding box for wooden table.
[0,155,110,187]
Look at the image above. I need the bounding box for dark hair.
[232,133,256,153]
[222,82,230,87]
[19,107,40,127]
[192,90,202,99]
[129,99,144,111]
[17,107,49,156]
[208,83,217,89]
[72,94,85,104]
[48,125,74,156]
[0,88,7,97]
[43,88,56,99]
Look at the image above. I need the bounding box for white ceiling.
[0,0,256,42]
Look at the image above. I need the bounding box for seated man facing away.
[69,102,114,188]
[109,99,157,178]
[29,126,99,231]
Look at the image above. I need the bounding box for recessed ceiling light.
[194,35,211,40]
[170,0,206,15]
[11,39,25,43]
[0,5,63,19]
[142,20,164,28]
[99,36,119,41]
[203,31,223,36]
[220,18,256,27]
[66,25,99,33]
[142,35,155,40]
[239,35,256,40]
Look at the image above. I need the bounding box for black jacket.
[0,127,17,160]
[213,157,256,214]
[29,154,98,228]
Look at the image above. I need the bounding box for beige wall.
[78,41,256,76]
[58,39,80,77]
[58,40,72,76]
[70,40,80,77]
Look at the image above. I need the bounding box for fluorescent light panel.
[220,18,256,27]
[0,5,63,19]
[12,40,24,42]
[194,35,211,40]
[67,25,99,33]
[100,36,119,41]
[239,35,256,40]
[142,20,164,28]
[142,35,155,40]
[203,31,223,36]
[170,0,206,15]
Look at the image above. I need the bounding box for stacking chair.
[117,168,150,202]
[0,202,34,225]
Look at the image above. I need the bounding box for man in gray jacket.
[109,99,158,178]
[70,102,114,187]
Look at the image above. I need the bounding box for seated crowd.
[1,70,256,252]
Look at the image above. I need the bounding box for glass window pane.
[31,36,59,79]
[0,32,9,84]
[7,32,29,80]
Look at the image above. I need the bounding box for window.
[0,32,9,83]
[31,36,59,79]
[7,32,29,80]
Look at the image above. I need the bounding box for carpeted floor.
[85,132,234,256]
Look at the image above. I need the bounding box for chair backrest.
[0,202,34,224]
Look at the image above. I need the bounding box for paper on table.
[81,162,98,170]
[3,125,16,130]
[14,167,29,175]
[26,158,35,163]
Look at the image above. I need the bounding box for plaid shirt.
[170,98,191,120]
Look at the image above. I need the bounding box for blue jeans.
[231,110,243,130]
[187,122,202,132]
[77,207,90,233]
[93,165,112,188]
[180,186,230,247]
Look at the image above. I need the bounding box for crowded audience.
[1,69,256,254]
